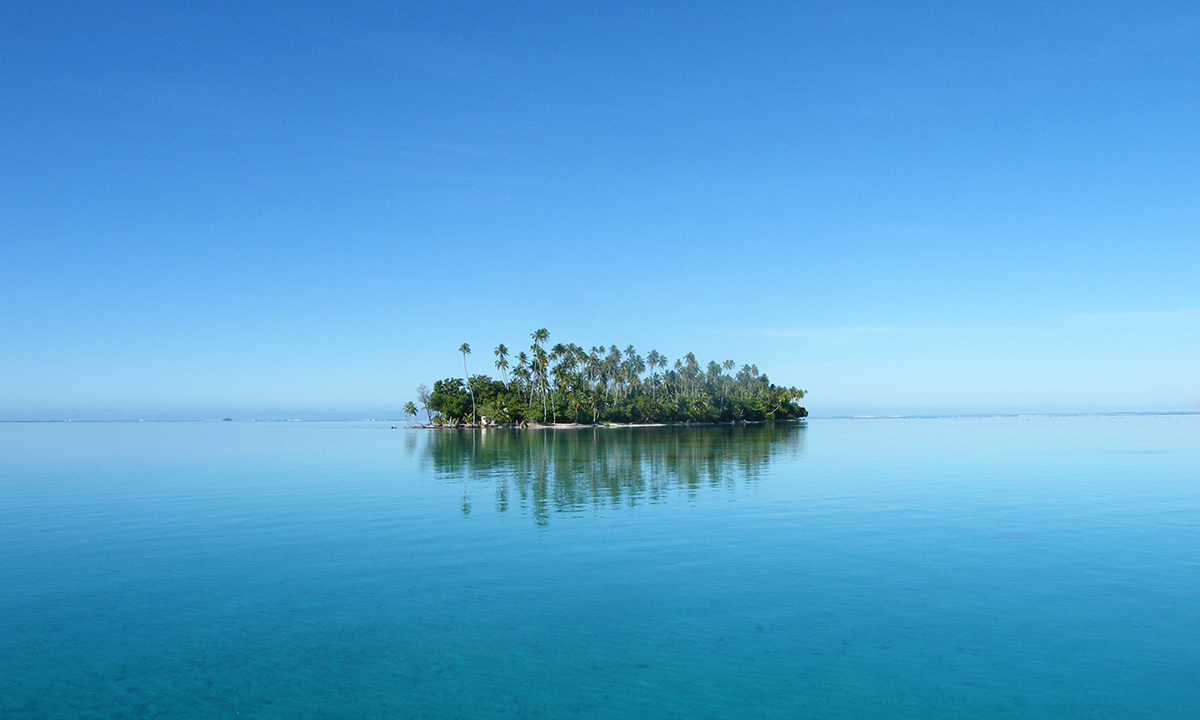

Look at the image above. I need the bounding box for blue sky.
[3,1,1198,419]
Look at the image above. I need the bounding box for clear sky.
[3,1,1198,419]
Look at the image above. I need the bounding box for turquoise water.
[1,416,1197,718]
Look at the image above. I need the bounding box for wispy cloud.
[1062,308,1200,324]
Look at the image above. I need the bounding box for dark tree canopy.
[427,379,471,423]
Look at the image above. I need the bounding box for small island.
[403,328,806,427]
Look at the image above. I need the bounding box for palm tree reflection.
[418,424,805,526]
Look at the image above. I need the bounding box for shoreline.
[409,418,807,430]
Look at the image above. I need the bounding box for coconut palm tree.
[529,329,550,417]
[403,401,419,426]
[646,350,662,397]
[721,360,736,407]
[513,351,530,397]
[534,346,549,421]
[494,343,509,383]
[459,343,476,423]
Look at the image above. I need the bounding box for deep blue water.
[1,416,1197,718]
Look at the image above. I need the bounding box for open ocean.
[1,415,1197,718]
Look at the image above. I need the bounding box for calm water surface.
[1,416,1197,718]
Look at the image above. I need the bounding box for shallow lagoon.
[1,416,1197,718]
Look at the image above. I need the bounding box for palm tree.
[514,351,530,397]
[494,343,509,383]
[605,346,621,401]
[534,346,549,421]
[459,343,477,423]
[628,351,646,394]
[403,401,419,426]
[530,329,550,418]
[646,350,662,397]
[721,360,736,407]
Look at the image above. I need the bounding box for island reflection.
[416,423,806,525]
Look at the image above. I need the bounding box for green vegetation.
[415,328,806,426]
[402,401,419,426]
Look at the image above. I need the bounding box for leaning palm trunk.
[459,344,476,424]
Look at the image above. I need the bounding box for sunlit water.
[1,416,1197,718]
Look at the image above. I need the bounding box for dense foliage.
[416,329,806,425]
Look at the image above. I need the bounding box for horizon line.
[3,410,1197,424]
